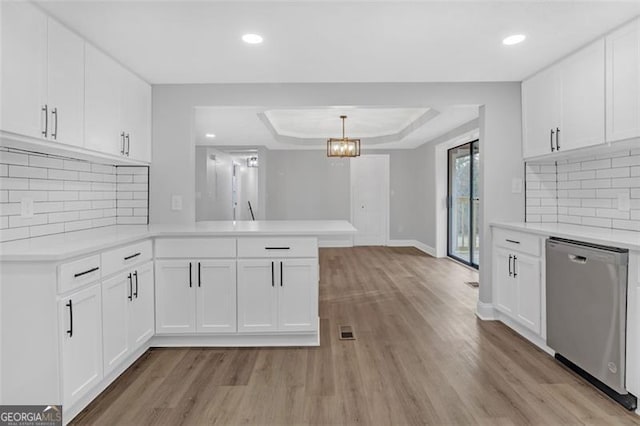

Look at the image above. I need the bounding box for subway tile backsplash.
[0,148,149,242]
[526,148,640,232]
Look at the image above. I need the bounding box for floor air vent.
[465,281,479,288]
[339,325,356,340]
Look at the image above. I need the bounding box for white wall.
[151,82,524,305]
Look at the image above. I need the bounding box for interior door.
[351,155,389,246]
[196,259,237,333]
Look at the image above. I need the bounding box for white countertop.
[491,222,640,251]
[0,220,357,262]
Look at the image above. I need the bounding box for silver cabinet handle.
[41,105,48,137]
[550,128,555,152]
[51,108,58,140]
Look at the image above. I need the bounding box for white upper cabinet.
[523,38,606,158]
[522,67,561,158]
[85,44,152,162]
[606,18,640,143]
[84,44,125,157]
[46,18,85,147]
[0,1,47,139]
[122,73,152,163]
[0,2,152,163]
[559,39,606,152]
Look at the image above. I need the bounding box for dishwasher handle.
[568,254,588,264]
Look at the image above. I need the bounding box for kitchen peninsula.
[0,220,356,423]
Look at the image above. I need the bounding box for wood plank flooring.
[72,247,640,425]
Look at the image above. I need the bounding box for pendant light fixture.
[327,115,361,157]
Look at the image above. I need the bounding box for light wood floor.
[73,247,640,425]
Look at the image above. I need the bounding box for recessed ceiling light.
[205,133,216,139]
[503,34,526,46]
[242,34,263,44]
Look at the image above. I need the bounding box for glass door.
[448,140,480,269]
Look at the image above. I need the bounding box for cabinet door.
[514,253,542,334]
[522,66,560,158]
[129,261,155,349]
[59,283,103,408]
[0,1,47,138]
[237,260,278,332]
[559,39,606,151]
[493,247,516,315]
[278,259,318,332]
[101,273,131,375]
[196,260,237,333]
[122,73,152,162]
[84,43,123,156]
[154,260,196,334]
[606,18,640,143]
[47,18,84,147]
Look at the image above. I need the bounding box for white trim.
[318,238,354,248]
[350,154,390,246]
[150,331,320,347]
[387,239,436,257]
[475,301,497,320]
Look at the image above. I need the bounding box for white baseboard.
[387,239,436,257]
[318,238,353,248]
[150,331,320,347]
[475,301,497,320]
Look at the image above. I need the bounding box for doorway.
[447,140,480,268]
[350,155,389,246]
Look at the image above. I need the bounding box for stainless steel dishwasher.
[546,237,636,410]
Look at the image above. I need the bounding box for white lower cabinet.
[102,261,154,375]
[492,229,543,335]
[237,259,318,333]
[59,283,103,408]
[155,258,237,334]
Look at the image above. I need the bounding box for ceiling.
[35,1,640,84]
[193,106,479,149]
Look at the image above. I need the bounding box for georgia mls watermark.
[0,405,62,426]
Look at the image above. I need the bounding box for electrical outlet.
[617,193,630,212]
[171,195,183,211]
[21,198,34,218]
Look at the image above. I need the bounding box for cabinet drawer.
[237,237,317,258]
[155,238,236,258]
[101,240,152,277]
[493,228,541,257]
[58,254,101,293]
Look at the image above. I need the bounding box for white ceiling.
[193,106,479,149]
[35,1,640,84]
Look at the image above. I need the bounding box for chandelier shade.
[326,115,361,158]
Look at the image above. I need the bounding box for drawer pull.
[265,247,290,250]
[66,300,73,337]
[124,252,141,261]
[74,266,99,278]
[505,239,520,245]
